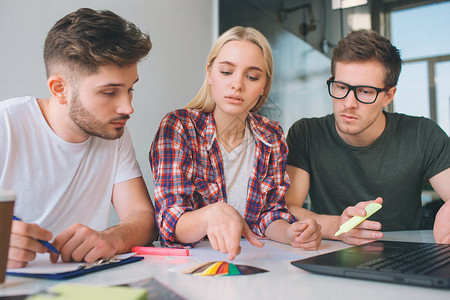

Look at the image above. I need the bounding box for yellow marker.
[335,203,382,236]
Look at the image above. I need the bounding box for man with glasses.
[285,30,449,245]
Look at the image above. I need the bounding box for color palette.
[182,261,268,276]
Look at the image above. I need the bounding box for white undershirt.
[218,122,255,217]
[0,97,142,235]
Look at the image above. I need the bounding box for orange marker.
[132,246,189,256]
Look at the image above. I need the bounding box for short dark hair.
[331,30,402,88]
[44,8,152,78]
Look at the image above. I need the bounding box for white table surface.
[1,230,448,299]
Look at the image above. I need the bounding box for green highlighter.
[335,203,382,237]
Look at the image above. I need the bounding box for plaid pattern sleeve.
[246,115,296,236]
[150,111,201,248]
[256,132,296,235]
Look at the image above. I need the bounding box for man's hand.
[50,223,117,263]
[287,219,321,250]
[204,202,264,260]
[337,197,384,245]
[7,221,53,269]
[434,200,450,244]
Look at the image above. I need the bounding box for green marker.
[335,203,382,237]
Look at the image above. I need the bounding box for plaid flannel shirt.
[150,109,295,247]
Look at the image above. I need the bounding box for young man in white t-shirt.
[0,8,157,268]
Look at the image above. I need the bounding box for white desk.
[1,231,448,299]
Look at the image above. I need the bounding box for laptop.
[290,240,450,289]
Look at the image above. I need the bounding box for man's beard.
[68,94,130,140]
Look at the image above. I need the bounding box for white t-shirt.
[218,122,255,217]
[0,97,142,235]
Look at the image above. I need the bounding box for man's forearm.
[433,200,450,244]
[103,210,157,253]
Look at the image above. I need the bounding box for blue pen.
[13,215,59,254]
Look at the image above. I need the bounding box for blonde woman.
[150,26,321,259]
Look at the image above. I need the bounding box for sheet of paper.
[7,252,137,274]
[189,239,304,263]
[115,252,136,260]
[8,253,82,274]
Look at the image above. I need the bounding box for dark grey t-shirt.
[286,112,450,231]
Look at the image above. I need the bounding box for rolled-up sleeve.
[252,124,296,236]
[150,112,201,248]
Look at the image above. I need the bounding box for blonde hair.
[185,26,273,113]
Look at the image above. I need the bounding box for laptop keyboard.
[356,243,450,275]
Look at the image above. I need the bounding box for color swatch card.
[182,261,268,276]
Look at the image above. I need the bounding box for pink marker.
[132,246,189,256]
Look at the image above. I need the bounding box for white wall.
[0,1,215,220]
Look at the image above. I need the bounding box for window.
[390,1,450,135]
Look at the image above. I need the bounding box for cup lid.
[0,188,16,201]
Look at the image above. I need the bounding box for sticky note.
[27,284,147,300]
[335,203,382,236]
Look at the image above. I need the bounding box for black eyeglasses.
[327,77,390,104]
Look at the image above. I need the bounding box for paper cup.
[0,188,15,286]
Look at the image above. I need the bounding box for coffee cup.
[0,188,15,287]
